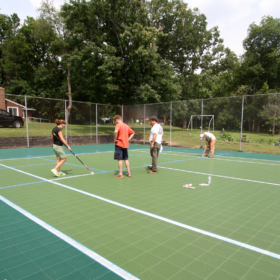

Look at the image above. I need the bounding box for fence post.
[239,96,244,152]
[96,104,98,145]
[144,104,146,145]
[200,99,203,148]
[170,102,172,147]
[65,100,67,142]
[90,103,92,144]
[122,105,123,120]
[25,95,29,148]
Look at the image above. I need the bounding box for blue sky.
[1,0,279,56]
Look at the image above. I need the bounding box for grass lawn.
[1,122,280,154]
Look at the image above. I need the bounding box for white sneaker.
[58,172,66,176]
[51,169,59,177]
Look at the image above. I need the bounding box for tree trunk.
[272,121,275,136]
[188,80,192,93]
[256,120,260,133]
[272,113,276,136]
[248,120,252,131]
[182,119,187,129]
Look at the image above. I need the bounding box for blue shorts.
[114,146,128,160]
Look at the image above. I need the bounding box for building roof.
[5,98,36,111]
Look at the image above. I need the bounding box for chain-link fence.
[1,92,280,154]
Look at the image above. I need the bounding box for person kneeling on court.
[113,115,135,178]
[200,132,216,158]
[51,119,71,176]
[148,116,163,173]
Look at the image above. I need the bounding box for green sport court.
[0,144,280,279]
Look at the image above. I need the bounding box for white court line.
[158,166,280,186]
[137,150,198,158]
[1,163,280,260]
[161,153,198,157]
[164,150,280,163]
[212,157,280,166]
[160,152,280,166]
[143,149,280,164]
[0,195,138,280]
[52,173,95,181]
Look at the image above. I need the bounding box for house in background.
[0,87,35,119]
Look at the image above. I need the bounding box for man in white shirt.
[200,132,216,158]
[148,116,163,173]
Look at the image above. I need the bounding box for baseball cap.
[200,134,204,139]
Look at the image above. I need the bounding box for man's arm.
[128,133,135,141]
[128,127,135,142]
[151,133,157,148]
[114,130,118,143]
[57,131,71,150]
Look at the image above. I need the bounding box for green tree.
[259,95,280,136]
[60,0,181,105]
[148,0,225,99]
[240,16,280,94]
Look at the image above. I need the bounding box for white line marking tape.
[158,166,280,186]
[1,164,280,260]
[0,195,139,280]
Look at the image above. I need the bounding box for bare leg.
[205,140,210,156]
[124,160,130,173]
[118,160,123,175]
[209,140,216,157]
[54,158,67,171]
[56,157,61,172]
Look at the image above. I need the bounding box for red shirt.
[115,122,135,148]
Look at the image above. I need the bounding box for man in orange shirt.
[113,115,135,178]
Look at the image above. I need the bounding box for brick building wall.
[6,100,23,116]
[0,87,5,110]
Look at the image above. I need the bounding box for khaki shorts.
[53,144,66,159]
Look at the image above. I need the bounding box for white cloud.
[29,0,66,9]
[186,0,211,10]
[30,0,42,8]
[183,0,278,55]
[53,0,66,9]
[258,0,280,14]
